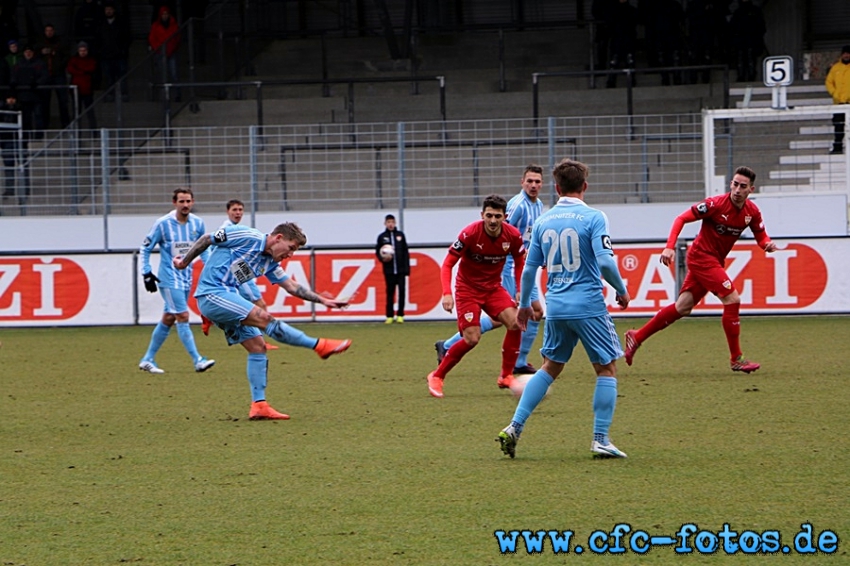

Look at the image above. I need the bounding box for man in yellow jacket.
[826,45,850,154]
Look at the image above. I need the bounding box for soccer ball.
[508,374,551,400]
[379,244,394,261]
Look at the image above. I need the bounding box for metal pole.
[547,116,556,205]
[100,128,110,249]
[397,122,405,224]
[321,34,330,97]
[498,29,506,93]
[256,82,264,140]
[532,73,539,131]
[249,125,258,226]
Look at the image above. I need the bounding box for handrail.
[532,65,730,124]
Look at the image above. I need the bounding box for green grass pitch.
[1,316,848,564]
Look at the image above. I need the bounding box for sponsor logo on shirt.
[602,235,612,250]
[213,229,227,243]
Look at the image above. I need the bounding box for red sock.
[500,329,522,377]
[722,302,742,360]
[635,303,683,344]
[434,339,474,378]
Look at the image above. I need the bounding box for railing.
[532,65,731,124]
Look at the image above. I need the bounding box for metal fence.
[0,113,712,217]
[4,108,848,218]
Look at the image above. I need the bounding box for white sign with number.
[764,56,794,87]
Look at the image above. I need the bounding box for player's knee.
[462,334,480,347]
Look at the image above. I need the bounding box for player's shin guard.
[517,318,540,367]
[513,370,554,428]
[264,320,317,349]
[636,303,683,343]
[592,376,618,443]
[176,322,201,361]
[500,329,522,377]
[143,321,171,360]
[435,339,475,378]
[722,302,742,360]
[247,352,269,402]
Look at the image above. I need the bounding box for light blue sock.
[247,353,268,402]
[443,315,494,349]
[516,318,540,367]
[265,320,318,349]
[510,370,555,434]
[176,322,202,362]
[142,322,171,361]
[592,376,618,444]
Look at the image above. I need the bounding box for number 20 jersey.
[525,196,615,319]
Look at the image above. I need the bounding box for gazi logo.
[0,258,90,320]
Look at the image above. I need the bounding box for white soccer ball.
[380,244,394,261]
[509,374,551,400]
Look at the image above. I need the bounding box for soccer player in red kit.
[624,166,778,373]
[427,194,526,398]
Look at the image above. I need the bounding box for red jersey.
[670,193,768,268]
[443,220,525,294]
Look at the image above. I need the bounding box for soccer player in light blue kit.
[497,158,631,459]
[199,198,278,351]
[174,221,351,420]
[434,165,546,375]
[138,187,215,374]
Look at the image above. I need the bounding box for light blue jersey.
[220,218,264,302]
[523,196,613,319]
[503,190,544,277]
[140,210,207,290]
[195,225,289,297]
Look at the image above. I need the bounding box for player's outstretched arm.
[280,279,349,309]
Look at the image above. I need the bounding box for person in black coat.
[99,0,131,101]
[376,214,411,323]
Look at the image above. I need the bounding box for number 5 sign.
[764,56,794,87]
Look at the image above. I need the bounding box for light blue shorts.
[196,292,262,346]
[239,279,263,303]
[502,271,540,303]
[541,315,623,366]
[160,287,190,314]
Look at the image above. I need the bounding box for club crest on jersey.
[213,229,227,243]
[722,279,732,289]
[601,235,612,250]
[464,312,474,322]
[452,240,464,251]
[502,242,510,251]
[745,215,752,224]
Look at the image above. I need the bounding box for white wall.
[1,194,846,253]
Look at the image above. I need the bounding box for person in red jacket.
[66,41,97,130]
[148,6,181,101]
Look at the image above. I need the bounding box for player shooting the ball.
[174,221,351,420]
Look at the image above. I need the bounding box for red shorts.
[454,285,516,332]
[681,264,736,302]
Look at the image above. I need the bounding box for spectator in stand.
[11,45,48,132]
[592,0,616,79]
[67,41,98,130]
[36,24,71,128]
[1,88,22,197]
[641,0,686,86]
[729,0,766,82]
[685,0,729,84]
[5,39,20,71]
[825,45,850,155]
[605,0,638,88]
[74,0,103,55]
[99,0,131,102]
[149,6,181,101]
